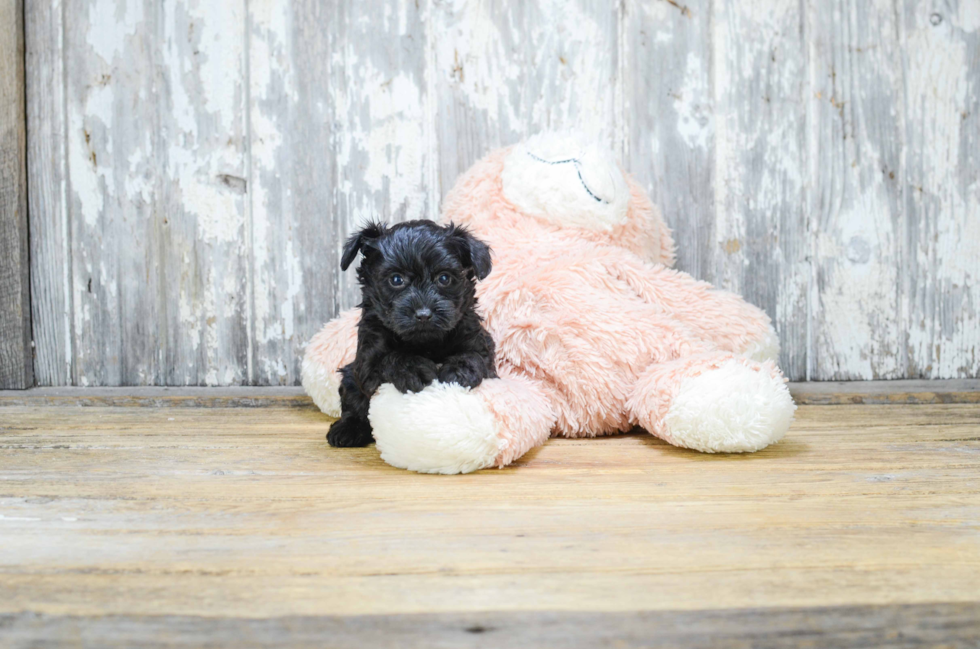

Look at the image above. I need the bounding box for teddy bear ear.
[340,222,386,271]
[446,223,492,280]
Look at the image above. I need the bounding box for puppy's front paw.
[388,359,439,394]
[327,416,374,447]
[438,359,488,389]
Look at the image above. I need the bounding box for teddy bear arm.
[368,369,558,474]
[301,308,360,416]
[480,368,559,466]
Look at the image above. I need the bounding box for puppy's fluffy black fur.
[327,219,497,448]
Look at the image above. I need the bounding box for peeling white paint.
[195,3,246,127]
[959,2,980,33]
[677,52,713,150]
[64,0,250,385]
[816,188,900,379]
[279,237,302,342]
[183,178,244,244]
[358,71,427,217]
[34,0,980,386]
[432,2,520,130]
[86,0,142,64]
[527,0,618,147]
[904,5,979,377]
[68,84,113,228]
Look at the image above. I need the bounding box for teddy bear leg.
[725,301,781,363]
[676,290,780,363]
[369,373,557,474]
[301,309,360,416]
[627,352,796,453]
[613,261,781,362]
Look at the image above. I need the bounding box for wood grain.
[4,603,980,649]
[626,0,715,283]
[431,0,620,195]
[790,378,980,404]
[711,0,808,380]
[808,0,906,380]
[0,385,318,408]
[903,1,980,379]
[247,0,433,385]
[25,0,71,386]
[63,0,250,386]
[24,0,980,385]
[0,0,33,390]
[1,402,979,624]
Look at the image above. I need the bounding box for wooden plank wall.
[0,0,34,389]
[23,0,980,386]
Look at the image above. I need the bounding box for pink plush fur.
[304,144,791,469]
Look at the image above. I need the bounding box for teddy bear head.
[440,131,675,267]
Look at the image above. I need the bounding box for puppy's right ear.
[340,222,386,271]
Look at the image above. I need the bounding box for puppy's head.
[341,220,492,343]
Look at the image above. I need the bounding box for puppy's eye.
[437,273,452,286]
[389,274,405,287]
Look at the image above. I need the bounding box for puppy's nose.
[414,308,432,322]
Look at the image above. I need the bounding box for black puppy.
[327,220,497,448]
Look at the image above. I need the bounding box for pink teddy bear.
[303,133,795,474]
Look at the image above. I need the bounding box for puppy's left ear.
[340,222,386,271]
[446,223,492,280]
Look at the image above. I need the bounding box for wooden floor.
[1,391,979,647]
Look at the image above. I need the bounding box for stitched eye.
[437,273,452,286]
[389,274,405,287]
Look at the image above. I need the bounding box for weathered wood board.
[24,0,980,385]
[431,0,620,192]
[5,604,980,648]
[903,1,980,379]
[809,0,906,381]
[1,402,980,646]
[0,0,33,389]
[25,0,70,387]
